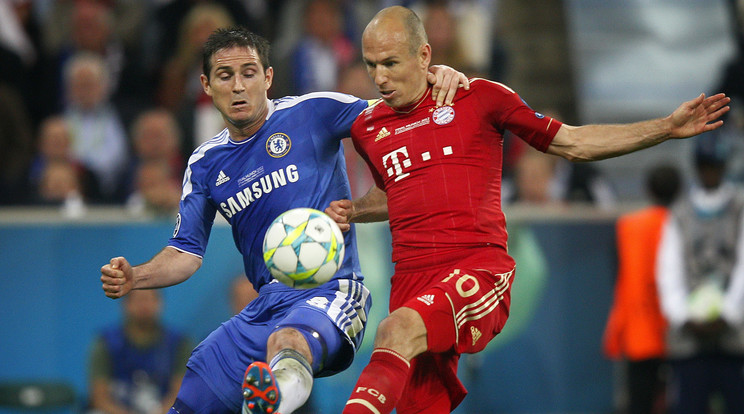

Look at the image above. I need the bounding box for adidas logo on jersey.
[417,294,435,306]
[375,127,390,141]
[216,170,230,186]
[471,326,482,346]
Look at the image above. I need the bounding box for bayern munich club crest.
[266,133,291,158]
[432,106,455,125]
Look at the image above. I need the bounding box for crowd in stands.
[4,0,743,216]
[0,0,534,215]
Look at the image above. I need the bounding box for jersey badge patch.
[432,106,455,125]
[375,127,390,142]
[266,133,291,158]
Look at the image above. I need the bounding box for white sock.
[270,349,314,414]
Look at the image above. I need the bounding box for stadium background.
[0,0,739,412]
[0,209,616,413]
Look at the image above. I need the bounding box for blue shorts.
[176,279,370,412]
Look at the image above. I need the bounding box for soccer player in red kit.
[326,6,730,414]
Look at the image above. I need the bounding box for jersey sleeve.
[311,92,369,138]
[473,79,562,152]
[168,166,216,258]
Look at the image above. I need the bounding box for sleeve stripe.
[181,130,229,199]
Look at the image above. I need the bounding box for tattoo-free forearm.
[351,186,389,223]
[548,119,671,162]
[132,247,202,290]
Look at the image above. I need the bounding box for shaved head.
[361,6,432,108]
[365,6,427,56]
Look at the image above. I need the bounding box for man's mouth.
[379,90,395,99]
[232,100,248,108]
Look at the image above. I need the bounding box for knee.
[375,314,407,346]
[373,309,427,359]
[267,328,312,363]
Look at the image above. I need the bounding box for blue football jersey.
[168,92,369,290]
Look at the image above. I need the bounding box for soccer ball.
[688,280,724,323]
[263,207,345,289]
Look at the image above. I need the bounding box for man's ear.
[200,74,212,96]
[265,66,274,90]
[419,43,432,69]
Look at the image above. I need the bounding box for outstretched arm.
[100,247,202,299]
[547,93,730,161]
[325,185,389,232]
[427,65,471,107]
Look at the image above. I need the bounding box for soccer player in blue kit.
[99,27,467,414]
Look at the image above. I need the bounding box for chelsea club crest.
[266,133,291,158]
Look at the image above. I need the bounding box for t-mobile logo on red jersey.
[382,146,412,182]
[382,145,456,182]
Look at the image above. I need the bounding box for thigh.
[169,368,234,414]
[398,258,515,354]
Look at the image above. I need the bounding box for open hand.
[668,93,730,139]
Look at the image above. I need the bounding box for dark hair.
[694,132,728,167]
[646,164,681,207]
[202,27,271,79]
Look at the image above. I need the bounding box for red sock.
[343,348,410,414]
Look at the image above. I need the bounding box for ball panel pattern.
[262,208,345,289]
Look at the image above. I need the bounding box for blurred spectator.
[125,160,182,218]
[155,3,234,153]
[63,52,129,204]
[36,160,87,218]
[290,0,357,94]
[0,84,34,205]
[553,159,617,208]
[504,109,617,208]
[411,0,500,77]
[156,3,233,111]
[127,109,185,189]
[420,1,476,75]
[87,289,192,414]
[42,0,150,124]
[230,275,259,315]
[715,0,744,116]
[509,146,561,207]
[145,0,256,84]
[44,1,124,112]
[657,133,744,414]
[28,115,99,201]
[0,0,53,124]
[603,164,682,414]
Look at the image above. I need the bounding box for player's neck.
[226,107,269,141]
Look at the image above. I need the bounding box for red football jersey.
[351,78,562,264]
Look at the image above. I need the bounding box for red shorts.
[390,246,516,413]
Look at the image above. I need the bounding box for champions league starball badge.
[266,133,291,158]
[432,106,455,125]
